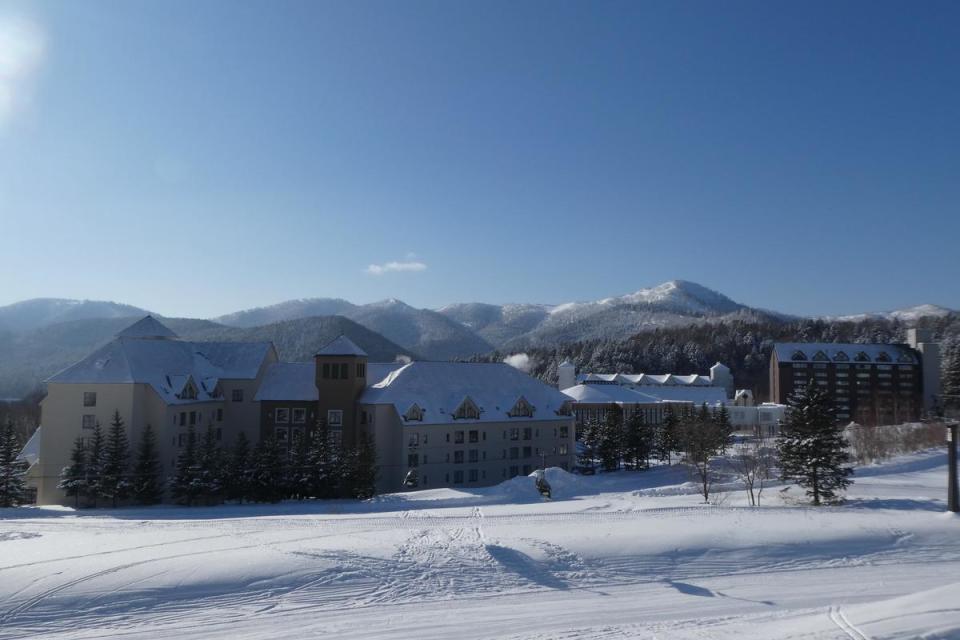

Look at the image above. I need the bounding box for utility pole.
[948,420,959,513]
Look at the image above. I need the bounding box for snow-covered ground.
[1,451,958,639]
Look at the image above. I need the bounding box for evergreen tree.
[598,404,624,471]
[195,424,224,504]
[306,420,336,498]
[623,410,654,470]
[58,436,89,508]
[349,431,378,499]
[131,424,163,505]
[288,429,313,500]
[0,418,27,507]
[249,436,285,502]
[777,380,854,505]
[86,422,106,507]
[223,432,251,503]
[101,410,131,508]
[712,404,734,453]
[656,405,681,465]
[942,342,960,414]
[578,417,601,471]
[170,425,201,505]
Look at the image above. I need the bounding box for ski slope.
[1,451,958,639]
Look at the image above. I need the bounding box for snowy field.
[1,451,959,640]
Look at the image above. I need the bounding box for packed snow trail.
[1,450,958,639]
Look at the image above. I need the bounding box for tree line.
[56,411,377,508]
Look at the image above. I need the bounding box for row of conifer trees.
[57,411,377,508]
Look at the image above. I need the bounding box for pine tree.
[778,380,854,505]
[0,418,27,507]
[350,431,378,499]
[224,432,251,503]
[306,420,336,498]
[656,405,681,465]
[132,424,163,505]
[58,436,88,508]
[249,436,285,502]
[171,425,201,505]
[578,417,601,471]
[86,422,106,508]
[712,404,734,453]
[101,410,131,508]
[598,404,624,471]
[288,429,313,500]
[623,410,654,470]
[196,424,224,505]
[942,342,960,414]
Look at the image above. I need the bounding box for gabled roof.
[360,361,572,425]
[773,343,918,365]
[563,382,727,405]
[116,315,178,339]
[47,320,275,405]
[316,335,367,357]
[254,363,318,402]
[17,426,41,468]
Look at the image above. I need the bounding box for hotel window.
[507,397,535,418]
[813,364,827,369]
[322,363,330,379]
[179,412,186,426]
[340,363,349,379]
[523,446,532,458]
[407,453,419,468]
[833,351,849,362]
[469,430,479,443]
[216,408,223,422]
[876,351,891,362]
[82,414,97,430]
[292,408,306,424]
[409,433,419,447]
[189,411,197,426]
[404,404,424,422]
[453,397,481,420]
[510,447,519,460]
[356,363,366,377]
[327,409,343,427]
[792,363,808,369]
[454,471,464,484]
[469,449,478,463]
[509,428,520,441]
[468,469,479,482]
[877,365,892,371]
[523,427,532,441]
[454,451,464,464]
[232,389,244,402]
[560,426,569,438]
[454,431,464,444]
[83,392,97,407]
[275,428,288,443]
[275,408,290,423]
[559,444,569,455]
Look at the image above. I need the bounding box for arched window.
[791,350,807,361]
[453,397,481,420]
[507,396,534,418]
[812,350,829,361]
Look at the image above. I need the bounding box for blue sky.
[1,0,958,318]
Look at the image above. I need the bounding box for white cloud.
[0,15,45,129]
[503,353,532,373]
[365,260,428,276]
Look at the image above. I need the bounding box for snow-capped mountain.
[215,297,491,361]
[0,298,152,333]
[828,304,955,323]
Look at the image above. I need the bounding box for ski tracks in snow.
[829,606,871,640]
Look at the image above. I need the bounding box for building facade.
[27,317,575,504]
[769,342,928,427]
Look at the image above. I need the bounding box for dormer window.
[854,351,871,362]
[833,351,849,362]
[453,397,481,420]
[556,401,573,417]
[812,350,829,362]
[791,350,807,361]
[404,403,424,422]
[875,351,891,362]
[507,396,534,418]
[179,379,198,400]
[897,352,914,363]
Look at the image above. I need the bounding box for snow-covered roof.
[563,383,727,405]
[316,335,367,357]
[773,343,918,365]
[16,426,40,468]
[255,363,318,402]
[576,372,712,387]
[47,318,274,405]
[360,362,572,425]
[116,315,178,339]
